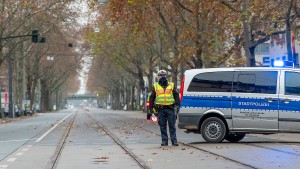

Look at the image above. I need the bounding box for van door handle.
[265,97,277,102]
[280,98,291,103]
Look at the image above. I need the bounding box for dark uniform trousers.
[157,107,177,144]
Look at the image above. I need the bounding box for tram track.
[97,111,300,169]
[46,110,150,169]
[48,112,77,169]
[139,127,258,169]
[81,108,300,169]
[85,112,150,169]
[92,112,258,168]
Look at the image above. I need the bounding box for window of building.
[285,71,300,95]
[233,71,277,94]
[187,71,234,92]
[255,43,270,55]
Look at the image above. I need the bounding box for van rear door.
[231,70,279,131]
[278,70,300,131]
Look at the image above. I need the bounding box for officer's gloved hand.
[174,106,180,113]
[150,108,154,115]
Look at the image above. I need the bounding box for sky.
[71,0,95,94]
[77,56,92,94]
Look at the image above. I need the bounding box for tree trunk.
[125,85,130,110]
[30,78,37,113]
[286,21,293,62]
[131,86,135,110]
[55,90,59,111]
[242,0,255,67]
[172,65,178,87]
[285,0,294,62]
[249,47,256,66]
[40,79,49,112]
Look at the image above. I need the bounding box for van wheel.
[225,133,246,142]
[200,117,226,143]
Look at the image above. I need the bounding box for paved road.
[0,108,300,169]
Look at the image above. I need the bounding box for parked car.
[24,107,32,115]
[14,104,20,117]
[3,105,20,117]
[23,104,32,116]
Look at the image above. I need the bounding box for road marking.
[7,158,16,162]
[16,152,24,156]
[27,145,32,148]
[35,113,72,142]
[22,148,29,152]
[0,165,8,169]
[0,138,36,143]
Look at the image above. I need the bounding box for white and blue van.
[178,67,300,143]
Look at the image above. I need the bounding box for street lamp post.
[8,52,13,117]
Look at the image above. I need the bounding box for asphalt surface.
[0,108,300,169]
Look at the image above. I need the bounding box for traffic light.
[32,30,39,43]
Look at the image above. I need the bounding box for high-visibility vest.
[154,82,175,105]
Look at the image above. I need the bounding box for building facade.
[255,30,300,67]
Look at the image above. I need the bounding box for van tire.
[200,117,226,143]
[225,133,246,142]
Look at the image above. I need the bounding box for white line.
[27,145,32,148]
[21,148,29,152]
[0,138,36,143]
[35,114,72,142]
[16,152,24,156]
[0,165,8,169]
[7,158,16,162]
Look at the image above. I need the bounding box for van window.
[233,71,277,94]
[285,71,300,95]
[187,71,233,92]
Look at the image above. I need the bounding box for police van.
[178,67,300,143]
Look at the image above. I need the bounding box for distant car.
[23,106,32,116]
[14,105,21,117]
[35,104,40,112]
[3,105,20,117]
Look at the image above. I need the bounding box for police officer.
[149,70,180,146]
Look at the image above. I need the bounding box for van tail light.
[179,74,184,102]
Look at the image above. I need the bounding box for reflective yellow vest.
[154,82,175,105]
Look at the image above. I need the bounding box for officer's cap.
[157,70,167,77]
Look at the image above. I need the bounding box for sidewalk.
[0,118,13,124]
[0,114,37,124]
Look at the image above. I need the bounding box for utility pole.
[8,51,12,117]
